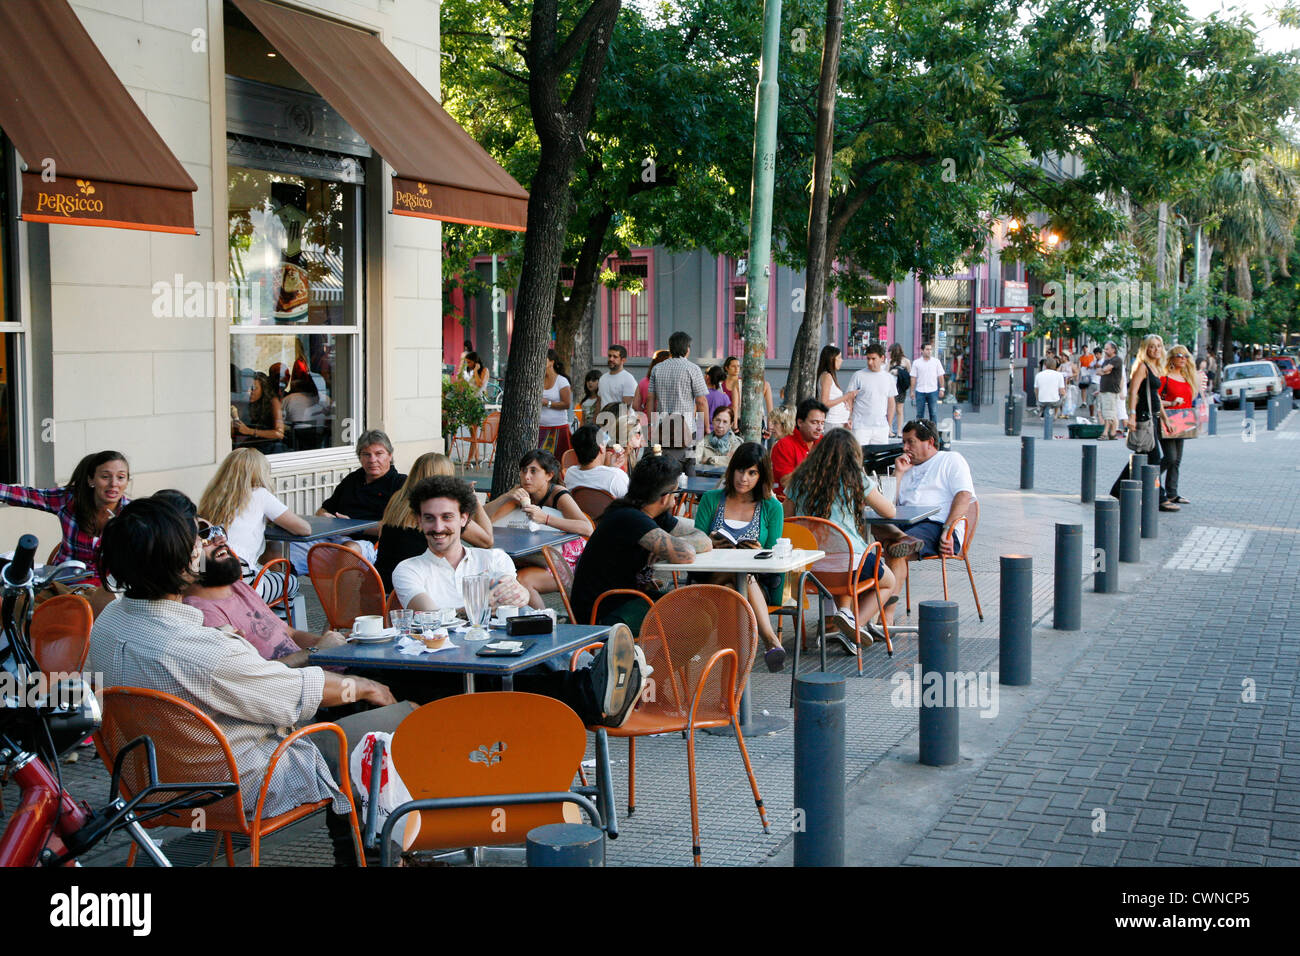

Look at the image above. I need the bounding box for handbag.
[1162,407,1201,440]
[1126,419,1155,452]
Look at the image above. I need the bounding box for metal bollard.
[954,409,963,441]
[1140,463,1159,539]
[1208,402,1217,436]
[1093,498,1120,594]
[1244,401,1254,420]
[1043,405,1053,441]
[1020,436,1035,490]
[918,601,960,766]
[525,823,605,866]
[1129,452,1146,476]
[1267,396,1278,430]
[999,555,1032,686]
[1081,444,1096,503]
[793,673,845,866]
[1119,479,1142,562]
[1053,523,1082,630]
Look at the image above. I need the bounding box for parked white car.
[1219,361,1286,408]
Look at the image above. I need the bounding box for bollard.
[1129,452,1146,477]
[793,673,845,866]
[1020,436,1035,490]
[918,601,960,766]
[1043,405,1053,441]
[525,823,605,866]
[1053,524,1082,630]
[954,410,963,441]
[1140,463,1159,539]
[1080,444,1097,503]
[999,555,1032,686]
[1267,396,1278,431]
[1208,401,1217,436]
[1244,401,1254,420]
[1093,499,1120,594]
[1119,480,1141,563]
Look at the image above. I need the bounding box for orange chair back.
[780,522,819,553]
[385,589,402,623]
[570,486,614,521]
[635,585,757,727]
[94,686,248,834]
[480,411,500,443]
[560,449,579,473]
[390,692,586,852]
[31,593,93,676]
[785,515,856,594]
[307,543,386,631]
[540,544,576,623]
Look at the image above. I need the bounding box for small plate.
[348,627,398,643]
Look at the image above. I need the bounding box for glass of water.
[460,573,492,641]
[391,608,414,637]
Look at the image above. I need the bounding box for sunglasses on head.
[903,419,938,441]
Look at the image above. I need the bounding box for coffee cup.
[352,615,384,636]
[436,606,458,625]
[494,605,520,625]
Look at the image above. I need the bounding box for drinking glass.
[413,610,437,640]
[391,608,414,637]
[460,572,492,641]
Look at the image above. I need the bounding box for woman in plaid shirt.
[0,450,130,584]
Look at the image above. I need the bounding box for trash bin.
[1004,394,1024,436]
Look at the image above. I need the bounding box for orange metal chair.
[560,449,579,472]
[384,589,402,624]
[569,486,614,521]
[93,687,363,867]
[785,515,891,663]
[573,584,769,866]
[457,410,500,469]
[252,557,296,628]
[540,544,577,623]
[30,593,93,677]
[379,692,593,859]
[904,499,984,621]
[769,522,819,648]
[307,543,386,632]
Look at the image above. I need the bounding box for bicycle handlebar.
[2,534,39,589]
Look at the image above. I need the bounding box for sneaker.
[887,536,924,559]
[596,625,647,728]
[832,608,867,652]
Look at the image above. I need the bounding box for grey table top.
[490,525,581,558]
[264,516,380,542]
[863,505,941,527]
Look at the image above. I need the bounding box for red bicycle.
[0,533,235,866]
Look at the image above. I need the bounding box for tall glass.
[460,572,492,641]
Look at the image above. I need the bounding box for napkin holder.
[506,613,552,636]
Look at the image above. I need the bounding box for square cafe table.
[264,515,380,545]
[649,547,825,735]
[490,525,580,559]
[862,504,941,635]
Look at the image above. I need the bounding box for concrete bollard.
[954,409,963,441]
[1129,452,1147,477]
[1244,401,1254,421]
[1140,463,1160,539]
[918,601,961,766]
[793,673,845,866]
[1020,436,1035,490]
[1093,499,1120,594]
[526,823,605,866]
[1053,524,1082,631]
[1119,480,1142,563]
[1081,444,1096,503]
[1208,402,1217,436]
[999,555,1032,686]
[1043,405,1054,441]
[1267,396,1279,430]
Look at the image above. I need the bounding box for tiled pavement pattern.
[1163,526,1252,572]
[5,405,1295,866]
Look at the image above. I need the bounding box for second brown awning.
[233,0,529,232]
[0,0,197,234]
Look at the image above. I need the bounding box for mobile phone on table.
[754,550,773,559]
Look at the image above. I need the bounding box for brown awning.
[233,0,529,232]
[0,0,197,234]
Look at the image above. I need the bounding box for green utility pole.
[740,0,782,444]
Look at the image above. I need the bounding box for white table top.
[650,548,825,575]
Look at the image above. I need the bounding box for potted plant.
[442,374,487,457]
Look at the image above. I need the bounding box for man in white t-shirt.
[911,343,946,424]
[1034,357,1066,417]
[564,425,630,498]
[845,343,897,445]
[598,345,639,410]
[885,419,977,585]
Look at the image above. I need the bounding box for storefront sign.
[21,173,195,234]
[1004,280,1028,307]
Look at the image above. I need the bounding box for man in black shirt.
[570,455,712,632]
[289,429,407,572]
[1096,342,1124,440]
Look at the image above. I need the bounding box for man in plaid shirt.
[646,330,709,462]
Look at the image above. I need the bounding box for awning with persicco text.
[233,0,530,232]
[0,0,198,234]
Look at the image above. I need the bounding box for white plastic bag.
[1062,384,1080,417]
[350,731,420,847]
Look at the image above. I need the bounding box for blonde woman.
[1158,346,1201,507]
[1108,335,1171,502]
[198,448,311,608]
[375,452,493,592]
[767,405,795,448]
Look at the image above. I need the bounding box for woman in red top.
[1159,346,1200,508]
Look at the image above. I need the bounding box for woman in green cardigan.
[693,441,789,672]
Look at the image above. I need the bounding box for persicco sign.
[33,190,105,216]
[20,173,197,234]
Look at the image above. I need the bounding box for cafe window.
[845,278,889,359]
[608,257,652,357]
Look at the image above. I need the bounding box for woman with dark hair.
[785,427,899,644]
[705,364,733,424]
[693,405,743,466]
[817,345,857,429]
[634,349,670,413]
[484,449,593,607]
[0,450,130,585]
[578,368,604,424]
[234,371,287,451]
[538,348,574,459]
[888,343,911,437]
[692,442,789,670]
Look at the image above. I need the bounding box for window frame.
[603,252,654,358]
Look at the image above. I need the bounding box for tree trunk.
[782,0,843,410]
[1155,201,1168,289]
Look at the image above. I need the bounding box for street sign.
[976,306,1034,315]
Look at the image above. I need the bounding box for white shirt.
[564,464,629,498]
[846,368,896,430]
[912,356,945,393]
[391,545,518,611]
[540,375,571,427]
[898,451,977,514]
[1035,369,1066,403]
[227,487,289,570]
[598,369,638,408]
[823,375,849,426]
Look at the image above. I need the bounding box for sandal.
[1172,495,1190,504]
[764,645,787,672]
[1158,501,1181,512]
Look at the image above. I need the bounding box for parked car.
[1219,361,1287,408]
[1269,355,1300,397]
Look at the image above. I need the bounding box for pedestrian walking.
[888,343,911,437]
[538,348,573,460]
[817,345,857,430]
[1159,346,1200,507]
[1108,335,1171,503]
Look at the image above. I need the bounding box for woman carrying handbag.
[1158,346,1201,507]
[1108,335,1175,508]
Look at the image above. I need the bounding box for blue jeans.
[915,390,940,423]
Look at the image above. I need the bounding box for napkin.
[485,640,526,653]
[395,635,457,655]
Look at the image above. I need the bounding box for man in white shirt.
[845,343,897,445]
[390,475,650,727]
[1034,357,1066,418]
[564,425,630,498]
[911,343,946,423]
[884,419,977,585]
[598,344,639,410]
